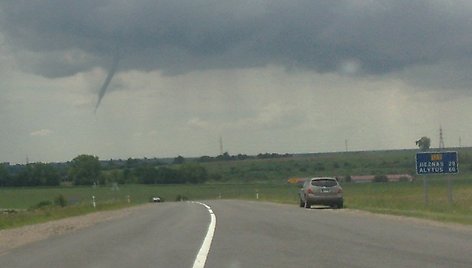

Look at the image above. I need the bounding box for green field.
[1,176,472,229]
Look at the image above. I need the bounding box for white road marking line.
[192,202,217,268]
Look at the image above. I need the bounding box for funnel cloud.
[95,49,120,112]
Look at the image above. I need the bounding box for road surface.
[1,200,472,267]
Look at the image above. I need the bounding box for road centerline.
[192,202,217,268]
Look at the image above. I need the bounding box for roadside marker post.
[416,151,459,206]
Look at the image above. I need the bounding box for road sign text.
[416,151,458,175]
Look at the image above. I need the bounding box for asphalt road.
[1,200,472,268]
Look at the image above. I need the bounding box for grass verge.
[0,202,132,230]
[1,179,471,229]
[343,177,472,225]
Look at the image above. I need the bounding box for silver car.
[299,177,343,208]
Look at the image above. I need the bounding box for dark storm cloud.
[1,0,472,77]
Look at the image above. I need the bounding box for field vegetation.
[1,148,472,229]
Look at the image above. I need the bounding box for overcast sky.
[1,0,472,163]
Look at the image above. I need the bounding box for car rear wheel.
[304,199,310,209]
[337,202,344,209]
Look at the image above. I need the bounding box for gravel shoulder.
[0,203,154,254]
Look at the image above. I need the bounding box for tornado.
[95,50,120,112]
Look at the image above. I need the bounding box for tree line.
[0,154,210,187]
[134,163,208,184]
[0,162,61,187]
[198,152,292,162]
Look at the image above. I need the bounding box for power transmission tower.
[439,126,445,150]
[219,136,224,155]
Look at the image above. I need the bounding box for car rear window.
[311,179,338,187]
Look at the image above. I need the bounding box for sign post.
[416,151,459,206]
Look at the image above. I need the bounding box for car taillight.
[336,188,343,194]
[307,188,314,194]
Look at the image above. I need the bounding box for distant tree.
[14,165,34,186]
[69,155,101,185]
[157,167,181,184]
[31,163,60,186]
[100,169,124,185]
[2,163,60,187]
[179,164,208,184]
[123,168,134,183]
[220,152,232,161]
[173,155,185,164]
[256,153,292,159]
[236,154,249,160]
[0,164,10,186]
[126,158,139,168]
[134,164,208,184]
[416,136,431,151]
[199,156,213,162]
[134,164,158,184]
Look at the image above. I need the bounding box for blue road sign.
[416,151,459,175]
